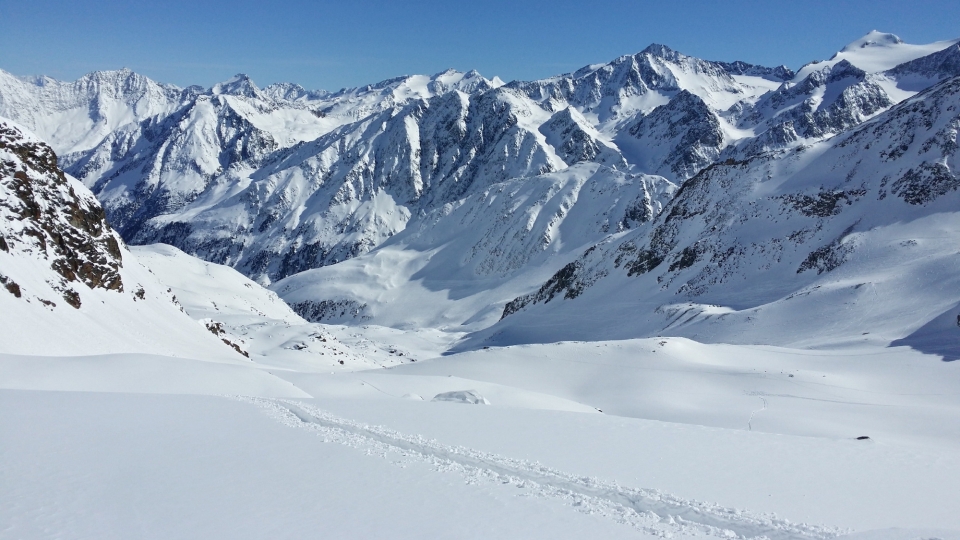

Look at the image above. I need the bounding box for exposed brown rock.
[0,122,125,302]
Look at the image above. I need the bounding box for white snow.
[3,333,959,536]
[792,31,960,81]
[432,389,491,405]
[273,163,675,331]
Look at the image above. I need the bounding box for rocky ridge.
[0,120,124,308]
[0,118,258,359]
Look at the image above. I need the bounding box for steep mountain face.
[742,60,894,140]
[488,76,960,351]
[617,90,725,179]
[0,118,251,359]
[886,43,960,90]
[273,163,675,330]
[117,85,571,282]
[76,89,287,236]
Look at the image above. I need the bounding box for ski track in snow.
[238,396,845,540]
[746,393,768,432]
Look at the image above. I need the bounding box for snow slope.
[273,163,675,330]
[3,334,960,537]
[132,242,443,371]
[792,31,959,82]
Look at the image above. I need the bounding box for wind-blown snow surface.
[4,239,960,537]
[4,336,960,538]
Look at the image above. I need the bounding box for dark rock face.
[501,260,584,319]
[0,121,124,307]
[0,274,21,297]
[291,299,369,323]
[714,60,795,81]
[892,163,960,204]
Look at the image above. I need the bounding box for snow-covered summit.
[793,30,960,81]
[211,73,264,98]
[841,30,904,50]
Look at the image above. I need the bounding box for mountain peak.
[261,81,327,101]
[841,31,904,52]
[78,68,143,83]
[211,74,261,98]
[641,43,679,58]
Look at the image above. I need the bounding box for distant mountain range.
[2,31,959,353]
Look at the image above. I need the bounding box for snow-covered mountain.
[0,68,186,157]
[484,74,960,354]
[273,163,675,330]
[2,31,959,355]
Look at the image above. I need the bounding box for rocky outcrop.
[713,61,795,81]
[0,120,124,308]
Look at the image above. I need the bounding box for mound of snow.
[432,390,490,405]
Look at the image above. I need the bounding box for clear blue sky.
[1,0,958,91]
